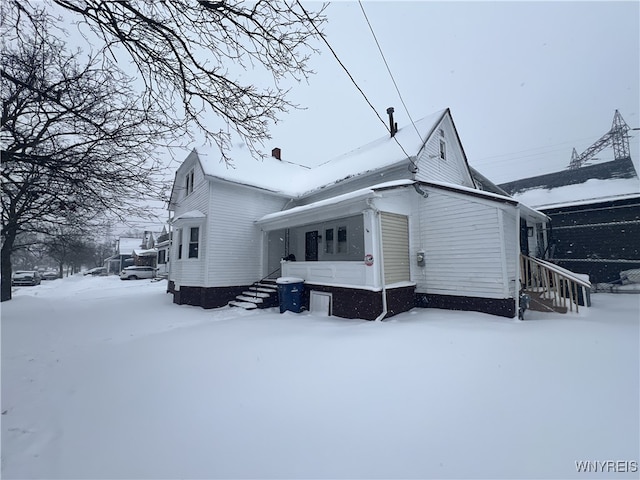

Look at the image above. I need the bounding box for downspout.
[367,197,387,322]
[515,206,522,320]
[167,208,172,290]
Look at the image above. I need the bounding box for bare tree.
[10,0,327,162]
[1,11,171,301]
[44,228,97,277]
[1,1,326,301]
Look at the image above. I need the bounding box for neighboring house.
[167,108,585,319]
[499,157,640,283]
[104,237,144,274]
[156,227,171,278]
[132,248,157,267]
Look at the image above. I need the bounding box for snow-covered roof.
[511,177,640,209]
[172,210,206,222]
[256,180,414,224]
[134,248,158,257]
[118,237,143,255]
[195,110,447,198]
[256,179,548,225]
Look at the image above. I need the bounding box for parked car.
[120,266,157,280]
[12,271,42,286]
[84,267,107,276]
[42,271,59,280]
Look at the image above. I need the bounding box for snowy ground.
[1,275,638,479]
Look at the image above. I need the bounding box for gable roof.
[191,109,450,198]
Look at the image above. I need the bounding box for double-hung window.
[177,229,183,260]
[188,227,199,258]
[324,228,334,254]
[337,226,347,253]
[323,226,348,255]
[185,170,195,196]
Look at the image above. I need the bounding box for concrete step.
[242,291,271,298]
[235,295,264,304]
[255,283,277,290]
[229,301,258,310]
[249,286,277,294]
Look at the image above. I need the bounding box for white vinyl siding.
[414,116,475,187]
[169,160,208,286]
[207,181,287,286]
[412,189,510,299]
[381,212,410,284]
[502,209,519,297]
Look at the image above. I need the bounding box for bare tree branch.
[10,0,327,161]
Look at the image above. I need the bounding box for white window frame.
[174,221,203,261]
[176,228,183,260]
[185,169,195,196]
[337,225,348,253]
[324,227,334,254]
[439,139,447,160]
[188,226,200,259]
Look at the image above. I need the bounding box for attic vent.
[272,147,281,160]
[439,128,444,137]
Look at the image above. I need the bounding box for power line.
[472,133,617,166]
[357,0,424,145]
[295,0,417,168]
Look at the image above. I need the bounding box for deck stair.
[520,254,591,314]
[229,278,279,310]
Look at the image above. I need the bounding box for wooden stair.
[520,254,591,315]
[524,288,568,314]
[229,279,279,310]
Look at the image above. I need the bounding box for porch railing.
[520,254,592,313]
[281,260,370,289]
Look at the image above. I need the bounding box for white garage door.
[381,212,410,284]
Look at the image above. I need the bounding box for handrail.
[527,255,591,288]
[247,265,282,300]
[259,265,282,284]
[520,254,591,313]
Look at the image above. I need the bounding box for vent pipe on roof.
[386,107,398,137]
[272,147,281,160]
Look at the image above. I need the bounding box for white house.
[167,108,585,319]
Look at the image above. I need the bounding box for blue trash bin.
[276,277,305,313]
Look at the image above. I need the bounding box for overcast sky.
[254,0,639,184]
[62,1,638,234]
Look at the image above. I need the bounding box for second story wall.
[414,114,475,188]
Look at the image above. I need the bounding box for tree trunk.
[1,231,16,302]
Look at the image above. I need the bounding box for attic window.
[439,139,447,160]
[185,169,195,196]
[439,128,444,137]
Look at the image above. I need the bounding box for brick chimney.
[272,147,281,160]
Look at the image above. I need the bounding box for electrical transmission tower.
[567,110,631,169]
